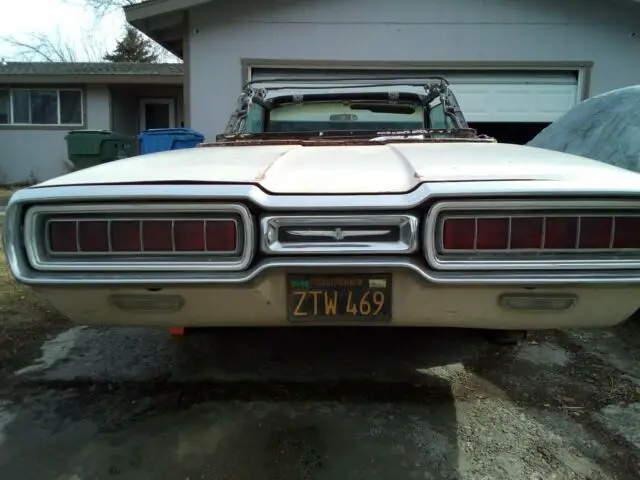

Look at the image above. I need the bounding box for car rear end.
[4,181,640,330]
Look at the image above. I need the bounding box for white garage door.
[248,67,580,123]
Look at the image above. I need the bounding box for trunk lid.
[37,141,638,194]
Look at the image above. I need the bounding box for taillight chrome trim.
[260,214,419,254]
[425,199,640,271]
[24,203,254,272]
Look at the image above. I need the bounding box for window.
[264,102,425,133]
[428,101,455,129]
[0,90,9,124]
[243,104,266,133]
[0,88,83,126]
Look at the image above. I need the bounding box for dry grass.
[0,186,17,206]
[0,250,70,373]
[0,256,48,324]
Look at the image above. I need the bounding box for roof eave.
[128,18,185,58]
[124,0,211,22]
[125,0,213,58]
[0,75,184,85]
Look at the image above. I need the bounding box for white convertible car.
[4,77,640,343]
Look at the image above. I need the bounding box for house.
[125,0,640,145]
[0,62,183,183]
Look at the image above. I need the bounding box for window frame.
[427,100,455,129]
[139,97,176,130]
[0,87,84,127]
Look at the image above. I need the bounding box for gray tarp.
[527,85,640,172]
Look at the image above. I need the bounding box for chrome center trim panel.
[261,214,419,254]
[425,199,640,271]
[22,203,255,272]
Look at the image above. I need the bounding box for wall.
[110,88,139,136]
[110,85,184,136]
[188,0,640,139]
[0,84,110,184]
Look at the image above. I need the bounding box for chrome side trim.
[22,203,254,272]
[425,199,640,271]
[9,179,640,211]
[5,183,640,285]
[261,214,418,254]
[7,255,640,286]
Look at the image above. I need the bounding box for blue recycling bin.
[138,128,205,155]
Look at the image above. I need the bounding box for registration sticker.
[368,278,387,289]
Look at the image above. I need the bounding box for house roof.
[0,62,184,85]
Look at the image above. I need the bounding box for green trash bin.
[65,130,137,170]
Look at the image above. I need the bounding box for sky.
[0,0,126,61]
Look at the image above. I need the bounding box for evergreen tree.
[104,26,159,63]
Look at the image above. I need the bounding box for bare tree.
[1,27,106,62]
[65,0,144,18]
[3,33,77,62]
[82,0,140,17]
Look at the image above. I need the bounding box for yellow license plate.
[287,274,392,322]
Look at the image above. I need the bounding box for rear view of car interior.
[249,68,583,145]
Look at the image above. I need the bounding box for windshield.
[226,78,470,137]
[265,102,424,132]
[243,99,455,134]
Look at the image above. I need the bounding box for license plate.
[287,274,392,322]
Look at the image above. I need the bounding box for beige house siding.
[0,84,111,184]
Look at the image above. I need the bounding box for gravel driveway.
[0,261,639,479]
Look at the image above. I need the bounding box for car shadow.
[161,326,475,480]
[3,326,482,480]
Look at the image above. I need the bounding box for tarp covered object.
[527,85,640,173]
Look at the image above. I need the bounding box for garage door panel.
[249,67,580,123]
[451,83,578,122]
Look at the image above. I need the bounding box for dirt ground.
[0,253,640,479]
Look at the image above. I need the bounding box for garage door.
[248,67,580,123]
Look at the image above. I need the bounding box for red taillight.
[78,221,109,252]
[174,220,205,251]
[544,217,578,249]
[206,220,237,252]
[439,214,639,252]
[510,217,543,249]
[142,220,173,251]
[48,221,77,252]
[578,217,612,249]
[442,218,475,250]
[111,221,141,252]
[46,218,238,254]
[476,218,509,249]
[613,217,640,248]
